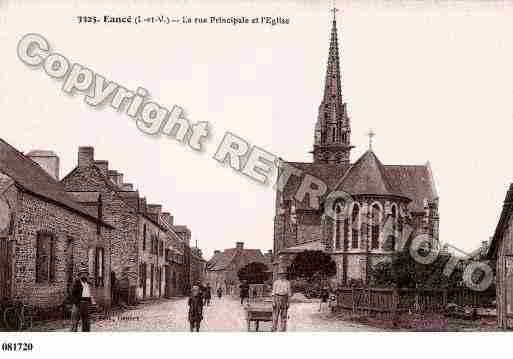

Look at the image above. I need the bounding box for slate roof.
[334,150,406,199]
[0,138,112,227]
[384,163,437,213]
[488,183,513,258]
[281,150,437,213]
[207,247,268,271]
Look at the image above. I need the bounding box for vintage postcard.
[0,0,512,356]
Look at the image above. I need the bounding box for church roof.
[281,151,437,213]
[334,150,406,199]
[384,163,437,213]
[0,138,112,227]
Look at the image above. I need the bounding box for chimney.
[147,204,162,215]
[94,160,109,178]
[214,250,220,255]
[78,146,94,168]
[139,197,147,214]
[481,240,490,255]
[108,170,118,184]
[236,242,244,250]
[27,150,60,180]
[122,183,133,191]
[161,212,172,225]
[114,173,123,187]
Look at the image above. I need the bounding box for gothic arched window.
[370,203,382,250]
[333,202,344,250]
[351,203,360,249]
[388,204,398,252]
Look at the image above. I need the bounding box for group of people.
[68,267,328,333]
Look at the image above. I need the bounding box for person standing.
[217,286,222,299]
[271,268,292,332]
[70,268,94,332]
[319,285,330,312]
[204,283,212,306]
[239,280,249,305]
[188,285,204,332]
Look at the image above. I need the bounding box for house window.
[159,240,164,257]
[36,232,55,283]
[142,224,147,251]
[351,204,360,249]
[94,247,105,287]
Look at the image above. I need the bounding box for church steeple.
[312,8,353,164]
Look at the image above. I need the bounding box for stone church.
[273,13,439,285]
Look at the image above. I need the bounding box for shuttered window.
[36,232,55,283]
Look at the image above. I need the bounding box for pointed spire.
[323,7,342,102]
[312,7,353,165]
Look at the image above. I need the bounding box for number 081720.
[2,343,34,351]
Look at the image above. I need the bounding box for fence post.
[351,287,355,314]
[392,286,399,328]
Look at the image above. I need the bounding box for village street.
[34,296,376,332]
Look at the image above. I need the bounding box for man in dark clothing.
[239,280,249,305]
[188,285,204,332]
[204,283,212,306]
[70,268,94,332]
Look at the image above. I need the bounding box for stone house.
[489,183,513,329]
[61,146,189,302]
[205,242,271,295]
[173,225,206,293]
[0,139,116,310]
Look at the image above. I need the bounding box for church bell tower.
[312,8,353,164]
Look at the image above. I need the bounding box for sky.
[1,0,513,259]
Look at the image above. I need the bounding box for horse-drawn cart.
[245,299,273,332]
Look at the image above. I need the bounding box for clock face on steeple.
[0,197,11,233]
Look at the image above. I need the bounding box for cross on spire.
[367,129,375,150]
[331,6,339,20]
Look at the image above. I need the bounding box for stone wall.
[11,189,112,309]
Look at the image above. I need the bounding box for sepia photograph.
[0,0,512,357]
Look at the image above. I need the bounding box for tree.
[237,262,270,284]
[288,250,336,280]
[370,241,463,289]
